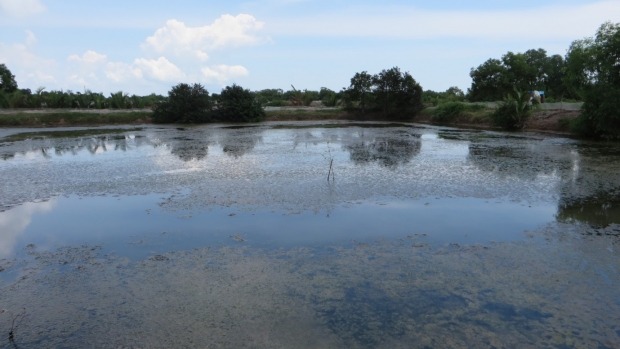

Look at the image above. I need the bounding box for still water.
[0,122,619,348]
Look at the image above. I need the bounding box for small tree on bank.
[344,67,424,118]
[0,64,18,93]
[153,83,213,123]
[566,22,620,139]
[214,84,265,122]
[153,83,265,124]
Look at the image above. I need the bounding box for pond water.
[0,122,619,348]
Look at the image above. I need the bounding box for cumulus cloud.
[68,50,107,64]
[201,65,249,84]
[143,14,267,60]
[104,62,143,83]
[0,0,46,17]
[134,57,185,81]
[0,31,57,87]
[101,57,185,83]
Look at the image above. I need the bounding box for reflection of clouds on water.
[0,200,56,258]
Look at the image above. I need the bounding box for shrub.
[214,84,265,122]
[490,89,535,130]
[571,84,620,139]
[153,83,213,123]
[431,102,466,123]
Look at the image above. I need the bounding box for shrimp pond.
[0,121,619,348]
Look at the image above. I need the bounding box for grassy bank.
[0,110,153,127]
[417,104,493,126]
[264,108,347,121]
[0,107,580,135]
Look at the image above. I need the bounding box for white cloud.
[143,14,267,60]
[68,50,107,64]
[105,62,143,83]
[103,57,184,83]
[201,64,249,84]
[0,200,56,259]
[25,30,37,46]
[134,57,185,82]
[0,31,57,87]
[266,1,620,40]
[0,0,45,17]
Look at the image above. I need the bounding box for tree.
[469,49,569,101]
[153,83,213,123]
[0,64,18,93]
[468,59,507,101]
[214,84,265,122]
[347,71,374,113]
[372,67,423,117]
[567,22,620,139]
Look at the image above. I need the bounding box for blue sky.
[0,0,618,95]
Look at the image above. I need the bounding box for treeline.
[153,67,423,123]
[0,68,165,110]
[153,83,265,123]
[1,21,619,138]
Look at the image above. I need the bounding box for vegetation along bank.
[1,22,619,139]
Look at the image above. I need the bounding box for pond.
[0,121,619,348]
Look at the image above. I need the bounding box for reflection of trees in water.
[0,135,150,160]
[219,130,263,158]
[343,131,421,168]
[556,194,620,227]
[468,138,620,226]
[169,137,210,162]
[467,141,575,181]
[292,131,320,150]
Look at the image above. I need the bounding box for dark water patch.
[557,194,620,227]
[483,302,553,322]
[317,283,467,347]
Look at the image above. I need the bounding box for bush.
[489,89,534,130]
[214,84,265,122]
[571,84,620,139]
[153,83,213,123]
[431,102,466,123]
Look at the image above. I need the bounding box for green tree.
[567,22,620,139]
[468,59,507,101]
[372,67,423,117]
[346,71,374,113]
[153,83,213,123]
[0,64,18,93]
[469,49,569,101]
[215,84,265,122]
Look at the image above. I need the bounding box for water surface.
[0,122,619,348]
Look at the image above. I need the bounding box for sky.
[0,0,618,96]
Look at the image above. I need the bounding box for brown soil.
[526,110,580,133]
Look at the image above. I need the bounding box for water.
[0,122,619,348]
